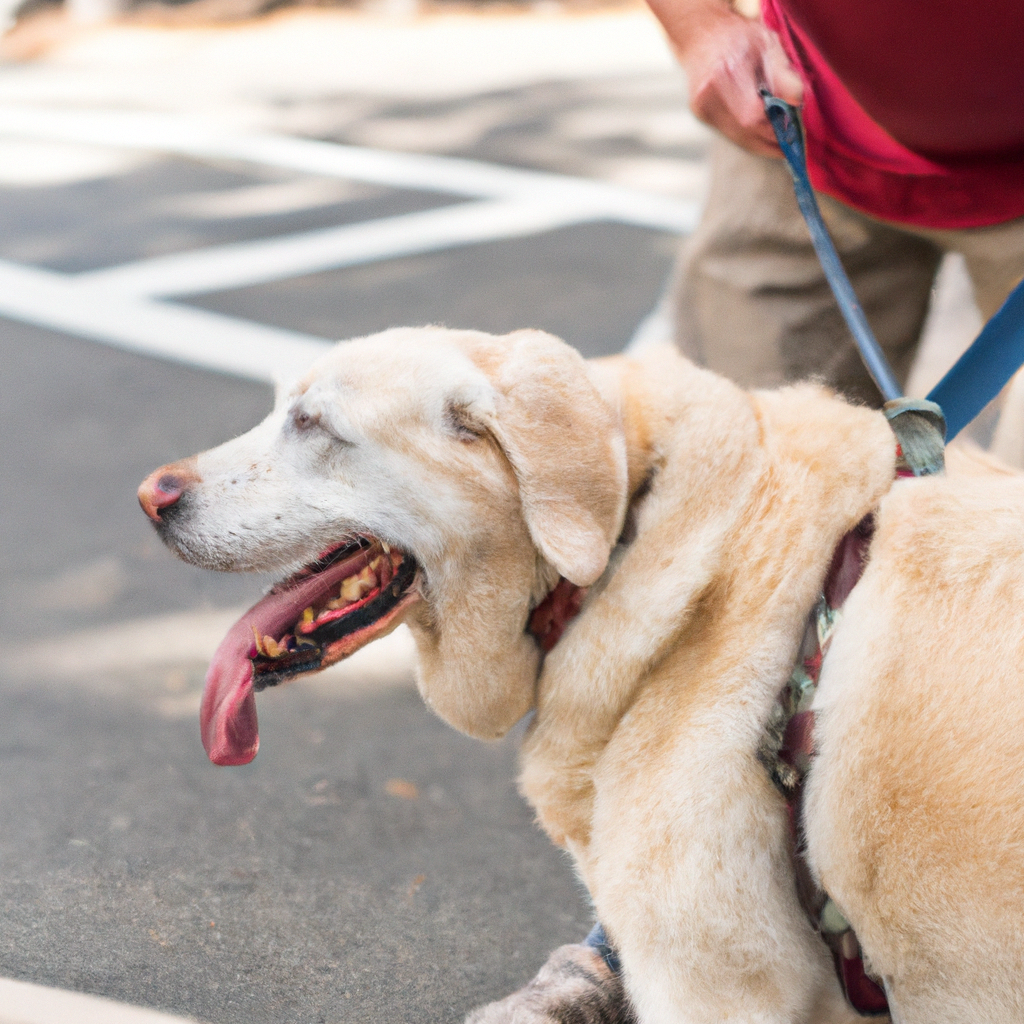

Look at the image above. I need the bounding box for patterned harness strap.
[758,515,888,1015]
[759,401,946,1016]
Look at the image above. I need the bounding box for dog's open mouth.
[201,537,420,767]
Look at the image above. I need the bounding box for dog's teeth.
[253,628,288,658]
[251,625,266,656]
[381,541,390,554]
[263,635,287,658]
[369,555,383,573]
[338,567,376,602]
[301,606,315,624]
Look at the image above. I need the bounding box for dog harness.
[758,514,887,1014]
[528,577,588,653]
[759,408,945,1016]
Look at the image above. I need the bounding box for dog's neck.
[528,468,657,654]
[525,353,671,656]
[585,352,662,500]
[520,354,899,859]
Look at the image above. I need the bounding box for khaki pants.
[673,136,1024,409]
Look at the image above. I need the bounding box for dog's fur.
[146,327,1024,1023]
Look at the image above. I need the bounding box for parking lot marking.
[0,259,330,383]
[78,197,607,298]
[0,107,700,233]
[0,106,697,379]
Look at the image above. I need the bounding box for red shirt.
[761,0,1024,228]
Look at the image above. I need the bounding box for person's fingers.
[697,44,781,154]
[684,17,803,157]
[695,82,781,156]
[694,96,780,155]
[761,30,804,106]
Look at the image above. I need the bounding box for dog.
[139,327,1024,1023]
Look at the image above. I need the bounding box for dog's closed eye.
[292,408,319,431]
[289,406,353,447]
[445,400,485,443]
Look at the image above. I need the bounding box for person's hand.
[650,1,804,157]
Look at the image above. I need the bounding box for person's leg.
[672,136,942,406]
[939,216,1024,464]
[942,218,1024,323]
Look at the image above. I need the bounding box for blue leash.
[762,91,1024,446]
[761,92,902,404]
[928,282,1024,441]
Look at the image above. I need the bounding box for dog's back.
[807,468,1024,1021]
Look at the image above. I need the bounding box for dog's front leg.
[586,726,853,1024]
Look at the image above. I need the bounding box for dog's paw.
[465,943,633,1024]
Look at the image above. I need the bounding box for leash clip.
[884,397,946,477]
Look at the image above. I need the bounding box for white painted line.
[0,259,331,383]
[0,109,698,380]
[78,197,607,298]
[0,107,700,234]
[0,976,203,1024]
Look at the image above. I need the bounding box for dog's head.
[139,327,628,765]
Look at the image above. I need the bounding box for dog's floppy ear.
[469,330,627,587]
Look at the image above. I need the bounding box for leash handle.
[760,92,903,403]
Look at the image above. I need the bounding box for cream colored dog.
[139,327,1024,1024]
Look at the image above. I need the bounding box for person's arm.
[646,0,804,156]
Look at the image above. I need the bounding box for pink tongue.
[200,547,373,766]
[202,619,260,765]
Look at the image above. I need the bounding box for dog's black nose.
[138,463,197,522]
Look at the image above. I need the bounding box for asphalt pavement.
[0,8,693,1022]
